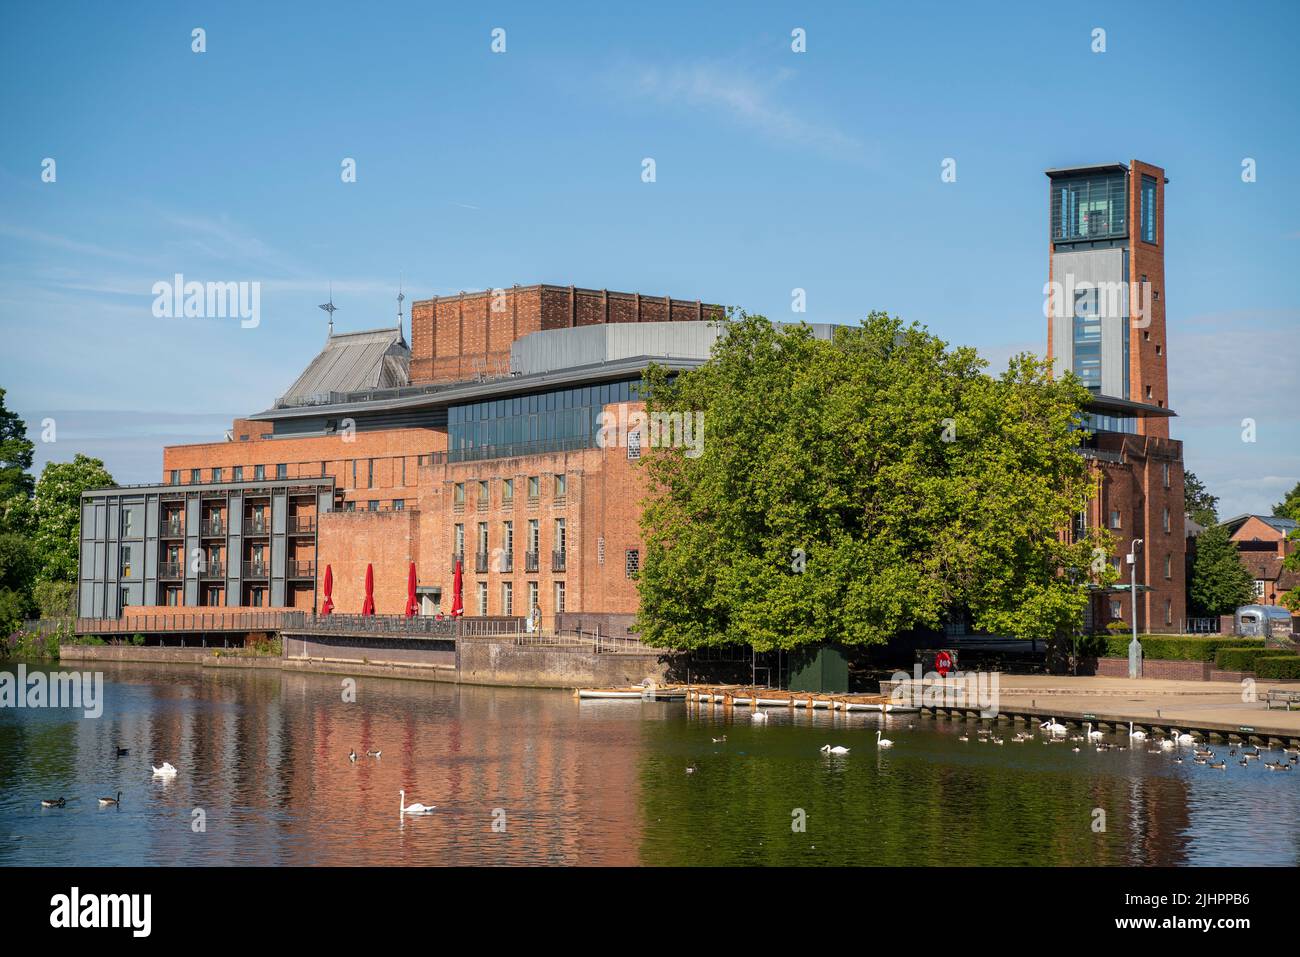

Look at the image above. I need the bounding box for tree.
[634,313,1112,652]
[1274,481,1300,522]
[1183,471,1219,528]
[0,389,35,536]
[1188,524,1256,616]
[0,532,35,634]
[33,454,114,585]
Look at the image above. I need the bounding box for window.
[454,482,465,505]
[1110,599,1123,620]
[249,587,264,608]
[627,432,641,461]
[454,524,465,557]
[343,500,356,512]
[254,464,265,481]
[165,587,180,607]
[367,459,374,488]
[393,499,404,511]
[119,544,136,579]
[502,581,513,617]
[1155,344,1162,356]
[367,500,379,512]
[527,581,539,616]
[555,474,567,497]
[233,466,243,482]
[1254,580,1266,598]
[1145,385,1152,399]
[477,522,489,554]
[1164,554,1172,579]
[554,580,566,614]
[478,479,489,502]
[528,476,539,499]
[502,478,514,503]
[169,470,180,485]
[119,506,137,537]
[277,463,287,480]
[190,469,201,484]
[1140,174,1157,244]
[626,548,640,578]
[212,467,222,482]
[503,520,514,553]
[1162,507,1170,533]
[527,519,539,552]
[1052,172,1127,242]
[1162,463,1170,488]
[1109,509,1121,530]
[477,581,488,617]
[1164,600,1172,626]
[554,518,566,553]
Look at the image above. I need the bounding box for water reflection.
[0,663,1296,866]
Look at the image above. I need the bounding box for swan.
[348,750,357,762]
[399,789,435,815]
[1085,722,1103,741]
[1159,737,1175,751]
[1129,721,1147,741]
[41,797,66,808]
[751,710,768,723]
[876,730,893,749]
[820,745,850,755]
[1040,718,1066,734]
[98,791,121,807]
[151,762,177,777]
[1174,730,1195,746]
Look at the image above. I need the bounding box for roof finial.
[397,273,405,333]
[318,282,338,338]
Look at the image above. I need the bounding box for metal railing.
[289,516,317,534]
[499,552,514,573]
[242,561,269,578]
[200,519,225,536]
[288,613,456,639]
[288,560,316,578]
[157,561,182,578]
[525,551,539,573]
[475,551,489,574]
[75,611,302,635]
[200,561,224,579]
[552,549,567,573]
[244,515,269,534]
[160,520,184,537]
[450,552,464,573]
[1184,617,1221,634]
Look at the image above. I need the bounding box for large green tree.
[32,453,114,585]
[1188,524,1256,616]
[1183,471,1219,528]
[1274,481,1300,522]
[634,314,1111,651]
[0,388,35,536]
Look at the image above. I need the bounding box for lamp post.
[1128,538,1143,679]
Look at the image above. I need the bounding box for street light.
[1127,538,1143,679]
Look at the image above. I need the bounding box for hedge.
[1254,656,1300,680]
[1101,635,1265,662]
[1214,647,1295,671]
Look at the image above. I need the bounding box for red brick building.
[1220,514,1299,606]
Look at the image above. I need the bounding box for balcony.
[160,520,183,538]
[525,551,539,573]
[242,561,269,578]
[200,519,225,537]
[158,561,182,579]
[288,560,316,579]
[475,551,490,574]
[552,549,567,573]
[200,561,224,579]
[450,552,465,573]
[244,514,269,535]
[288,516,316,534]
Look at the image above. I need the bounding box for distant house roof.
[1219,514,1300,538]
[277,327,410,408]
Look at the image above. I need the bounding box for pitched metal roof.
[1219,514,1300,537]
[277,327,410,408]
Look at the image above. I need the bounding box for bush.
[1214,647,1294,671]
[33,579,75,618]
[1255,656,1300,680]
[1101,635,1265,661]
[131,633,145,646]
[2,628,61,660]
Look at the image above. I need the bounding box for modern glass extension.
[1051,173,1127,242]
[447,378,646,462]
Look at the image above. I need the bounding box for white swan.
[1159,737,1175,750]
[751,710,768,723]
[876,730,894,749]
[820,745,850,755]
[399,789,435,815]
[1174,729,1195,746]
[1085,722,1103,741]
[1129,721,1147,741]
[1041,718,1067,734]
[151,762,177,777]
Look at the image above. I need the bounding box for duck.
[711,735,727,744]
[366,749,382,758]
[98,791,122,807]
[40,797,67,808]
[820,745,851,755]
[876,730,894,749]
[1128,721,1147,741]
[398,789,435,815]
[115,747,129,757]
[348,750,357,763]
[151,762,177,777]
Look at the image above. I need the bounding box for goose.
[1174,756,1184,764]
[876,730,893,749]
[40,797,66,808]
[151,762,177,777]
[399,789,435,815]
[1174,730,1195,746]
[1085,722,1103,742]
[98,791,122,807]
[348,750,357,762]
[1208,760,1226,770]
[711,735,727,744]
[1283,746,1300,756]
[1040,718,1067,734]
[1239,758,1249,766]
[1128,721,1147,741]
[1193,747,1215,759]
[115,747,129,757]
[820,745,850,755]
[366,749,382,758]
[1071,746,1081,752]
[1243,749,1261,761]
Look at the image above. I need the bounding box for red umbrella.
[321,564,334,615]
[405,562,418,618]
[449,558,464,618]
[362,563,376,616]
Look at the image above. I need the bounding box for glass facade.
[448,379,645,463]
[1051,173,1127,242]
[1071,287,1102,392]
[1140,175,1157,243]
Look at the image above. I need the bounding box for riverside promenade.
[885,674,1300,745]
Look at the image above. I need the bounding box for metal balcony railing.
[552,549,567,573]
[288,560,316,579]
[200,561,224,579]
[499,552,514,573]
[524,551,539,573]
[157,561,182,578]
[200,519,225,536]
[242,561,269,578]
[244,515,269,534]
[289,516,316,534]
[160,520,183,537]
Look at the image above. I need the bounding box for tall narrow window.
[1141,174,1157,243]
[502,581,513,617]
[277,463,287,480]
[554,580,566,614]
[254,464,265,481]
[477,581,488,616]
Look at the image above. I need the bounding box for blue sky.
[0,0,1296,517]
